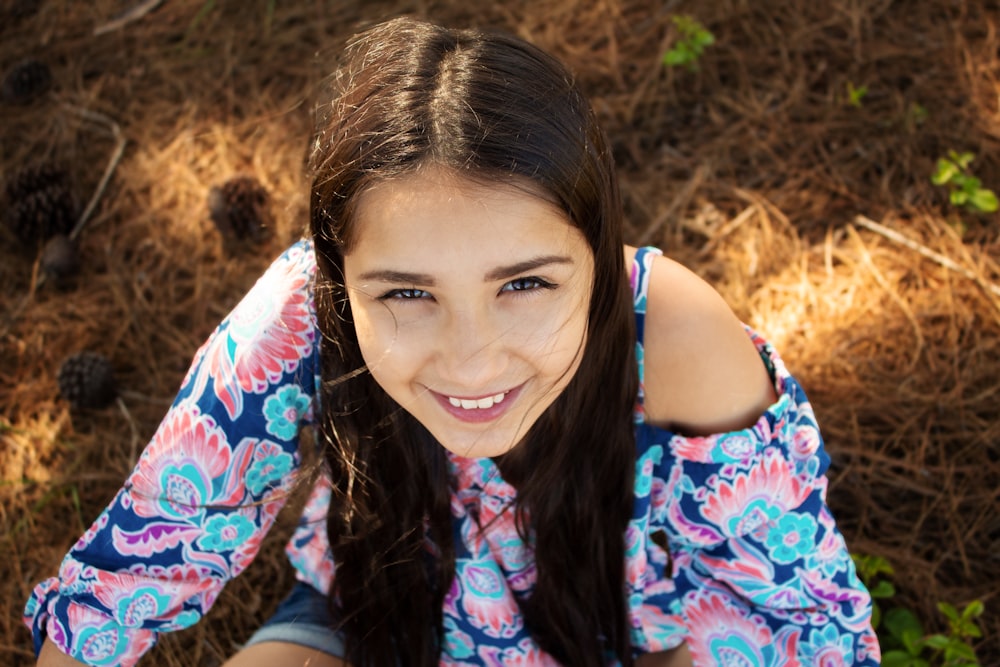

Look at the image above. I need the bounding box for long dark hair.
[309,18,637,666]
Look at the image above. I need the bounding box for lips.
[432,385,522,424]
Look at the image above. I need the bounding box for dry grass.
[2,0,998,664]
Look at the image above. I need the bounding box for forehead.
[346,168,591,267]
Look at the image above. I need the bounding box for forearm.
[636,644,693,667]
[38,639,89,667]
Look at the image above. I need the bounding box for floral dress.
[25,241,879,666]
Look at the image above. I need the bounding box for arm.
[38,639,88,667]
[635,644,693,667]
[637,251,878,665]
[25,241,321,667]
[637,251,776,435]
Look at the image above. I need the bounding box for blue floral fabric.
[24,241,879,666]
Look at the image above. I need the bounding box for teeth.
[447,392,506,410]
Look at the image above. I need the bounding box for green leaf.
[853,554,895,580]
[969,188,998,213]
[954,174,981,191]
[938,602,960,620]
[960,619,983,639]
[924,634,950,649]
[950,190,969,206]
[932,159,959,185]
[944,642,977,661]
[881,650,916,667]
[663,49,685,66]
[962,600,985,620]
[870,580,896,598]
[901,628,925,655]
[885,607,925,641]
[956,152,976,169]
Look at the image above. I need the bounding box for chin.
[434,430,525,460]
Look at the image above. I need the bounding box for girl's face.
[343,167,594,459]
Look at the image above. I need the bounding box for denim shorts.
[243,581,347,658]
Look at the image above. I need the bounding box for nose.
[436,306,509,390]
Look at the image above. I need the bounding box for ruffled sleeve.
[627,328,880,665]
[23,240,322,666]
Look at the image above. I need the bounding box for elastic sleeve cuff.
[26,579,158,666]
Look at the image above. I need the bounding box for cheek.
[512,309,588,379]
[349,300,399,370]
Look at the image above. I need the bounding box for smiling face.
[343,167,594,459]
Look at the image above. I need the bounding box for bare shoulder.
[630,247,777,436]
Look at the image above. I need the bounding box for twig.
[698,202,758,257]
[61,103,128,241]
[117,397,141,468]
[854,215,1000,299]
[93,0,166,36]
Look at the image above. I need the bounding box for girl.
[28,18,878,667]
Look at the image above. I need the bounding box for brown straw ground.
[2,1,998,664]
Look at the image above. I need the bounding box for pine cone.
[1,58,51,105]
[40,234,80,282]
[57,351,118,410]
[4,163,75,245]
[208,176,272,244]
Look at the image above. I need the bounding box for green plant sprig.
[853,554,984,667]
[663,15,715,71]
[931,151,998,214]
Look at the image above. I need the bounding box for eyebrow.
[357,255,574,285]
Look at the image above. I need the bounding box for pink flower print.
[456,559,521,638]
[230,517,268,577]
[700,449,812,539]
[857,629,881,663]
[184,250,315,420]
[684,591,777,667]
[790,423,821,461]
[130,405,234,521]
[625,523,648,586]
[476,637,560,666]
[287,529,334,595]
[286,477,334,594]
[636,603,685,653]
[650,477,669,523]
[669,434,716,463]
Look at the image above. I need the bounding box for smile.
[431,385,523,424]
[446,392,507,410]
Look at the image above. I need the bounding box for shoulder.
[627,245,777,436]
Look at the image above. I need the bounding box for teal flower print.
[765,512,818,564]
[263,385,310,441]
[246,450,294,494]
[197,514,254,552]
